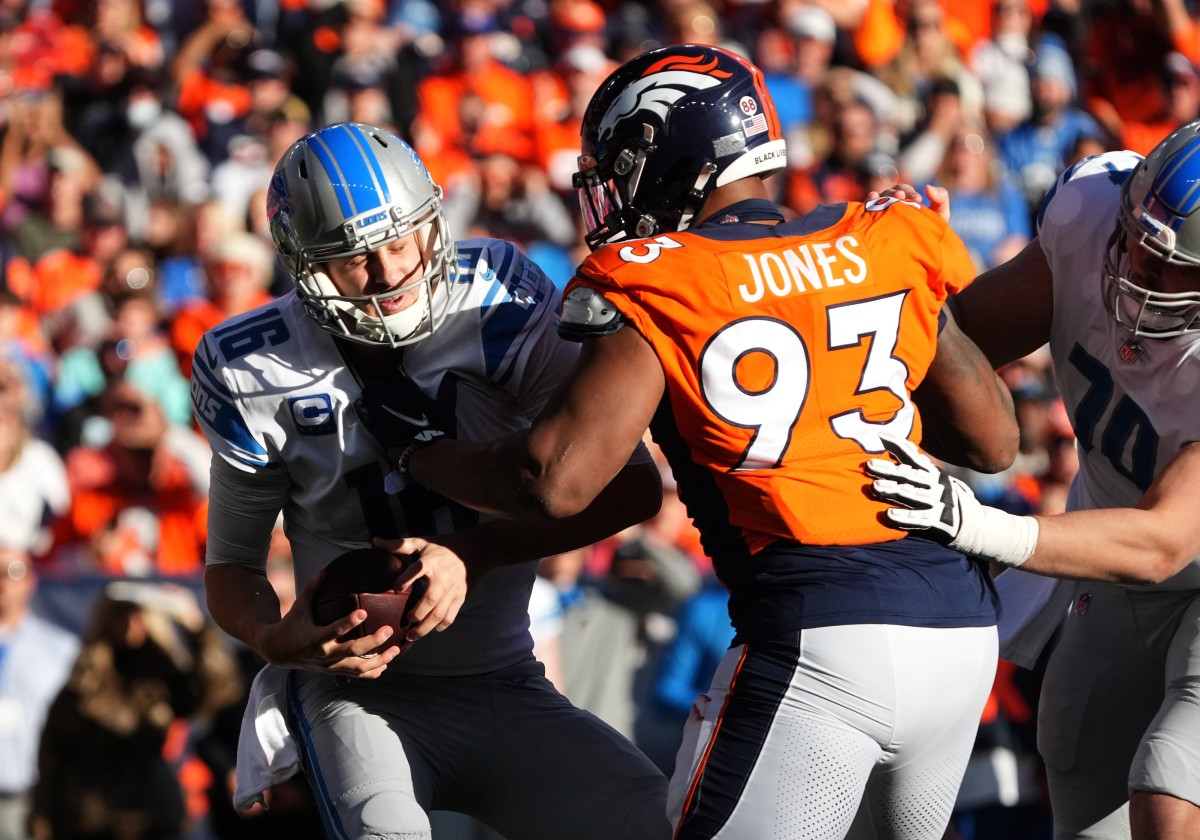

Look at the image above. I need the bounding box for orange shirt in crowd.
[414,61,537,186]
[6,251,101,317]
[170,290,275,379]
[175,68,253,142]
[54,445,207,576]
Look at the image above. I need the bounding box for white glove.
[865,434,1039,568]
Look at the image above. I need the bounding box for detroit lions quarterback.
[868,122,1200,839]
[394,46,1020,840]
[191,122,670,839]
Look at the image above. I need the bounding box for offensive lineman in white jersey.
[869,123,1200,839]
[192,122,670,839]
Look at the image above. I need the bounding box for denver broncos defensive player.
[870,124,1200,839]
[192,122,670,839]
[396,47,1019,839]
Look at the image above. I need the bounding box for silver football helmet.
[267,122,456,347]
[1103,120,1200,338]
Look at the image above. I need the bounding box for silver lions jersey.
[192,238,579,674]
[1041,152,1200,588]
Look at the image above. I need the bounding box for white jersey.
[192,237,579,675]
[1041,151,1200,588]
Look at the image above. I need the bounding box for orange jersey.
[568,198,974,556]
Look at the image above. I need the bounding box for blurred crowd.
[1,0,1197,837]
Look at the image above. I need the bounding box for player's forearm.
[440,461,663,571]
[411,430,612,521]
[409,436,547,518]
[203,562,284,654]
[1025,508,1197,585]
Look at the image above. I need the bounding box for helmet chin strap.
[308,269,431,346]
[676,162,719,231]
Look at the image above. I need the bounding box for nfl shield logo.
[1074,592,1092,616]
[1119,339,1145,365]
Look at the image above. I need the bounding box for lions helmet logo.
[596,53,734,142]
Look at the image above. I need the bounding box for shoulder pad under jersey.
[558,286,626,342]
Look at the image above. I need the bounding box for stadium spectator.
[875,0,984,178]
[85,0,163,72]
[167,0,254,160]
[413,7,537,188]
[29,580,240,840]
[1109,50,1200,156]
[759,4,838,145]
[0,360,68,557]
[0,546,78,840]
[327,0,420,135]
[932,120,1031,271]
[54,280,192,435]
[1,88,100,242]
[104,67,211,242]
[531,43,615,200]
[0,293,52,415]
[51,379,208,575]
[969,0,1035,135]
[995,33,1103,219]
[786,95,888,214]
[1083,0,1200,143]
[147,198,237,316]
[536,533,699,744]
[443,150,577,255]
[170,231,274,378]
[649,576,734,771]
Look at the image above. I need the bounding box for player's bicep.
[951,238,1054,368]
[914,311,1019,472]
[524,326,665,515]
[206,455,290,568]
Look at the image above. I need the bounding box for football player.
[384,46,1020,839]
[193,122,670,839]
[868,123,1200,839]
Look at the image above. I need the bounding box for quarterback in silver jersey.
[192,123,669,839]
[870,122,1200,839]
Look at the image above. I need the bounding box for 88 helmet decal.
[267,122,457,347]
[574,44,787,251]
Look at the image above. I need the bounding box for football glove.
[355,369,457,474]
[865,433,1039,568]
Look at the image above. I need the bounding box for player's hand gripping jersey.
[565,197,974,556]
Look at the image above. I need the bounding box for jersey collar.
[694,199,785,227]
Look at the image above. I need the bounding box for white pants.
[667,623,998,840]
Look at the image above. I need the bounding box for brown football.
[311,546,426,654]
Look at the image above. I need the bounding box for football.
[311,546,427,655]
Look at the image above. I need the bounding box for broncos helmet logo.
[597,54,733,142]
